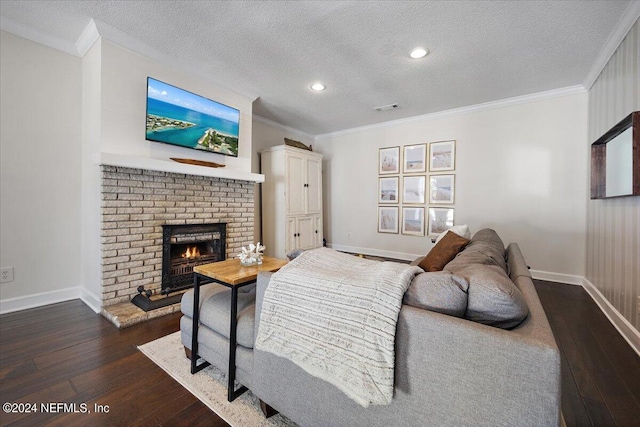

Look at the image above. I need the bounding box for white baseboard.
[581,278,640,357]
[80,288,102,313]
[327,243,421,262]
[2,254,637,357]
[329,244,640,356]
[529,270,583,286]
[531,270,640,356]
[0,287,83,315]
[0,286,102,315]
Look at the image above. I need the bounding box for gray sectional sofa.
[181,229,561,426]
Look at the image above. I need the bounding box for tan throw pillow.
[418,231,470,272]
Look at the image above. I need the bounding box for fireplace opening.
[132,223,226,312]
[162,223,226,293]
[170,242,217,276]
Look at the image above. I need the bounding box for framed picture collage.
[378,140,456,237]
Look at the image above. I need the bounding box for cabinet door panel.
[297,216,315,250]
[312,214,323,248]
[286,155,306,215]
[285,217,297,253]
[306,157,322,214]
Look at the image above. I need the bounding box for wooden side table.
[190,256,287,401]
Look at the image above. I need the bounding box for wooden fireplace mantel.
[95,152,265,183]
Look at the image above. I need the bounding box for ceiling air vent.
[374,103,400,112]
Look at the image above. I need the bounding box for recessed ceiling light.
[374,103,400,112]
[410,48,428,59]
[310,83,326,91]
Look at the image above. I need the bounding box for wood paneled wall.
[586,18,640,330]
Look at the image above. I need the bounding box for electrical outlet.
[1,267,14,283]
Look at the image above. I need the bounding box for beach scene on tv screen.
[146,78,240,156]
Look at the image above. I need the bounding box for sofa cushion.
[418,231,470,272]
[403,272,469,317]
[181,283,256,348]
[455,264,529,329]
[444,228,508,274]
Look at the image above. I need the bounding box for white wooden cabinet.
[261,145,323,259]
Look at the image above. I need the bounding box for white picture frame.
[403,143,427,173]
[378,206,399,233]
[379,177,399,203]
[429,140,456,171]
[402,175,426,204]
[402,207,425,236]
[379,146,400,174]
[429,174,455,204]
[428,207,454,236]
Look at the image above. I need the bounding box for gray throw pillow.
[444,250,500,274]
[455,264,529,329]
[286,249,305,260]
[470,228,506,252]
[403,272,469,317]
[444,228,509,274]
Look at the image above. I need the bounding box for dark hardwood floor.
[1,281,638,426]
[0,301,228,427]
[535,280,640,427]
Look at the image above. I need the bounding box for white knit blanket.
[254,248,422,407]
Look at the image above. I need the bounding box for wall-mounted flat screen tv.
[146,77,240,157]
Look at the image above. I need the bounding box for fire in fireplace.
[132,223,226,312]
[162,223,226,293]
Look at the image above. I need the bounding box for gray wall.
[314,92,588,276]
[0,31,83,311]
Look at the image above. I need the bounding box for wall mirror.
[591,111,639,199]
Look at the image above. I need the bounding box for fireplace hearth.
[132,223,226,311]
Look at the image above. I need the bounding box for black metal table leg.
[227,285,248,401]
[189,270,251,401]
[190,273,210,374]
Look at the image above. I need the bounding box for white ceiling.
[0,1,635,135]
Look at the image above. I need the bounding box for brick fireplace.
[100,165,255,326]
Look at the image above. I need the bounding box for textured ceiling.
[0,1,633,135]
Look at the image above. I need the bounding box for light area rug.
[140,332,567,427]
[138,331,297,427]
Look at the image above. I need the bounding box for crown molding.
[583,0,640,90]
[0,16,258,103]
[91,19,259,103]
[315,85,586,141]
[75,18,99,57]
[0,15,80,56]
[253,115,315,141]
